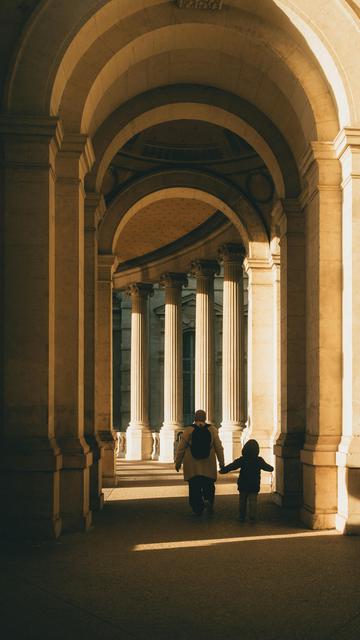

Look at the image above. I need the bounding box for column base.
[58,436,92,533]
[98,429,116,487]
[159,427,183,462]
[218,425,244,464]
[126,426,153,460]
[336,439,360,535]
[300,437,339,530]
[274,432,304,507]
[300,507,336,530]
[0,436,62,540]
[85,434,104,511]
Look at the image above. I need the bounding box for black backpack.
[190,425,212,459]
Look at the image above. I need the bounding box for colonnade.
[118,244,278,465]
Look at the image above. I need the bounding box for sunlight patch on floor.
[103,483,238,501]
[132,529,341,551]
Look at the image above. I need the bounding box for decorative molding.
[218,243,245,263]
[126,283,154,298]
[175,0,223,9]
[190,259,220,278]
[159,272,188,289]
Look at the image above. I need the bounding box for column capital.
[159,272,188,289]
[126,283,154,298]
[190,260,219,279]
[218,243,245,264]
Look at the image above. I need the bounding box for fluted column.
[126,283,154,460]
[218,244,246,462]
[159,273,188,461]
[190,260,219,424]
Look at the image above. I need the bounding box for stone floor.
[1,461,360,639]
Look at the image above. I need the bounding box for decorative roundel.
[245,170,274,204]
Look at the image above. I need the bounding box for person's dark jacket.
[221,439,273,492]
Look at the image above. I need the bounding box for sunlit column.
[126,283,154,460]
[190,260,219,424]
[335,129,360,534]
[300,143,342,530]
[244,256,275,488]
[159,273,188,462]
[218,244,245,462]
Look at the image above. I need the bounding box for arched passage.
[1,0,359,539]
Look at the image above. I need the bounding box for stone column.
[0,115,63,539]
[159,273,188,462]
[244,257,276,488]
[55,134,95,532]
[218,244,246,462]
[190,260,219,423]
[96,255,117,486]
[300,143,342,529]
[84,193,105,511]
[335,128,360,534]
[273,201,306,508]
[126,283,154,460]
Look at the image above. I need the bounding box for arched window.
[183,330,195,425]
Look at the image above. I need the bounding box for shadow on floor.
[1,461,360,640]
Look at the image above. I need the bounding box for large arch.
[88,85,297,198]
[98,170,269,258]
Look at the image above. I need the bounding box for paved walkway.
[1,461,360,639]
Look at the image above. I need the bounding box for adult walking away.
[175,409,225,515]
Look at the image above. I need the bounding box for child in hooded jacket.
[219,439,273,522]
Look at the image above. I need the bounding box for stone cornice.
[0,114,63,149]
[218,243,245,264]
[98,254,116,281]
[189,259,220,278]
[85,192,106,229]
[334,127,360,159]
[159,272,188,289]
[58,133,95,175]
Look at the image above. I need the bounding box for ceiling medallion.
[175,0,223,9]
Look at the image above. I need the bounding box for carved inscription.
[176,0,223,10]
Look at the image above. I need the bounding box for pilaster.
[273,200,306,507]
[96,255,117,486]
[300,141,342,529]
[0,115,63,538]
[55,134,95,532]
[84,193,106,510]
[334,127,360,534]
[244,256,275,488]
